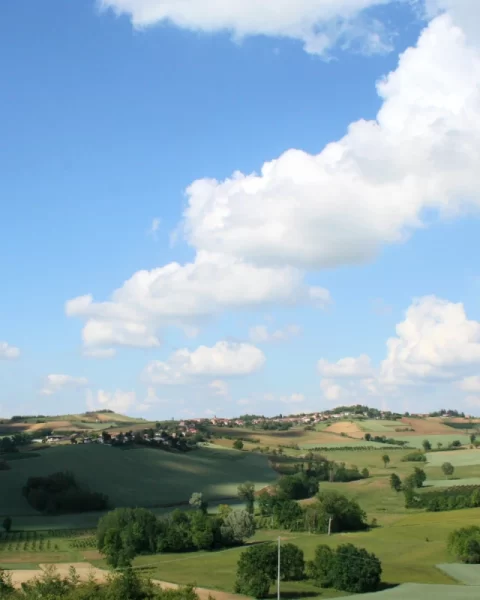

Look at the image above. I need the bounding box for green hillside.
[0,444,277,517]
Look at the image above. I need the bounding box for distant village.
[21,404,468,447]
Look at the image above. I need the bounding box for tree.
[221,510,256,544]
[471,433,477,444]
[308,544,381,593]
[235,542,305,598]
[217,504,232,521]
[364,433,372,441]
[413,467,427,488]
[306,545,335,588]
[382,454,390,468]
[2,517,12,533]
[331,544,382,593]
[189,492,208,514]
[361,468,370,479]
[233,439,244,450]
[422,439,432,451]
[390,473,402,492]
[312,490,367,533]
[448,526,480,563]
[97,507,159,566]
[442,462,455,480]
[237,482,255,514]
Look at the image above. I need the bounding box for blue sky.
[2,0,480,418]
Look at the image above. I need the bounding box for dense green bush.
[0,565,200,600]
[308,543,382,593]
[97,506,255,567]
[23,472,108,514]
[448,526,480,563]
[235,542,305,598]
[401,451,427,462]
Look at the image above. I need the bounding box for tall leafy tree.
[237,482,255,515]
[389,473,402,492]
[442,462,455,479]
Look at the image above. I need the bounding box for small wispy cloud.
[147,217,161,240]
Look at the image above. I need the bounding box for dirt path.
[5,562,249,600]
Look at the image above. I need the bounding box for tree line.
[23,471,109,515]
[0,565,200,600]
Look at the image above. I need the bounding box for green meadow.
[0,444,277,519]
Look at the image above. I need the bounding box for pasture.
[0,445,277,519]
[426,449,480,467]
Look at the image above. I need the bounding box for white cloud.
[319,296,480,406]
[320,378,346,402]
[182,14,480,273]
[86,389,137,413]
[148,217,161,239]
[249,324,301,344]
[0,342,20,360]
[143,341,265,384]
[70,6,480,357]
[459,376,480,393]
[280,393,305,404]
[209,379,230,397]
[41,374,88,396]
[381,296,480,385]
[318,354,374,379]
[99,0,396,57]
[67,252,324,351]
[83,348,116,359]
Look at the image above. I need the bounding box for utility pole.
[277,536,281,600]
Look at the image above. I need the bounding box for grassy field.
[87,508,480,596]
[335,583,480,599]
[358,420,404,432]
[0,445,277,519]
[426,449,480,467]
[391,435,471,449]
[436,563,480,585]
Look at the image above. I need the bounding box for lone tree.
[413,466,427,488]
[382,454,390,468]
[237,482,255,515]
[2,517,12,533]
[390,473,402,492]
[471,433,477,444]
[233,439,244,451]
[364,433,372,441]
[442,462,455,480]
[189,492,208,514]
[422,439,432,452]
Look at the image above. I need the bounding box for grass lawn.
[0,445,277,519]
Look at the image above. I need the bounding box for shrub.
[448,526,480,563]
[401,451,426,462]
